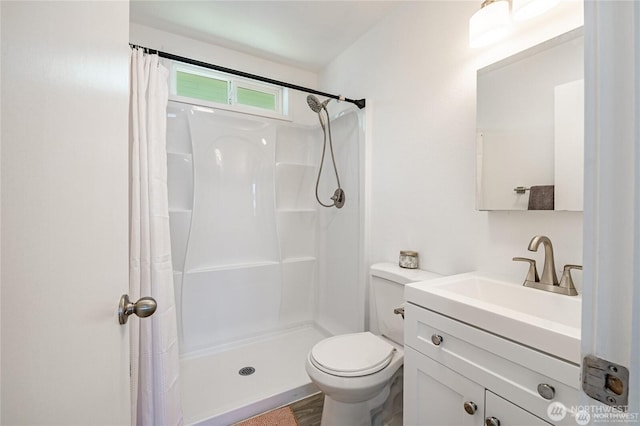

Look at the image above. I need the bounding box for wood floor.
[290,392,324,426]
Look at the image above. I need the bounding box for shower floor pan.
[181,325,328,425]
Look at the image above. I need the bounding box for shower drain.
[238,366,256,376]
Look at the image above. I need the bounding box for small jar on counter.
[399,251,419,269]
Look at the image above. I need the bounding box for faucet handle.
[559,264,582,295]
[513,257,539,283]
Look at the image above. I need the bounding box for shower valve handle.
[331,188,346,209]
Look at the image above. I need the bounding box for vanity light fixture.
[469,0,560,48]
[469,0,511,49]
[512,0,559,21]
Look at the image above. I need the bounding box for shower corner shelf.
[167,151,193,158]
[276,162,316,169]
[282,256,316,264]
[186,261,281,274]
[276,208,316,213]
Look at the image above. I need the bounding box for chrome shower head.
[307,95,330,113]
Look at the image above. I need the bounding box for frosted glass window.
[237,87,277,111]
[176,71,228,104]
[171,62,287,118]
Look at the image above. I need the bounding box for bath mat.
[235,406,299,426]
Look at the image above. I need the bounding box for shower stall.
[166,100,365,425]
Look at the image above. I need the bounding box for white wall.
[130,23,318,127]
[320,2,585,289]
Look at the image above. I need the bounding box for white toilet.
[305,262,442,426]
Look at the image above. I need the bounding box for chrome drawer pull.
[463,401,477,415]
[431,334,443,346]
[485,416,500,426]
[537,383,555,400]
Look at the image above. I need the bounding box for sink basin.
[405,272,581,363]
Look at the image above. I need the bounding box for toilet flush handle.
[393,304,405,319]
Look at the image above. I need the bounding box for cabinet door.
[485,391,551,426]
[404,346,484,426]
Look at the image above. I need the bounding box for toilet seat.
[310,332,396,377]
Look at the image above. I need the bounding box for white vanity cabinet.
[404,302,580,426]
[485,391,552,426]
[405,346,485,425]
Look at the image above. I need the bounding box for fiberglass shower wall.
[166,101,363,356]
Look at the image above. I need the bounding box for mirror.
[476,27,584,211]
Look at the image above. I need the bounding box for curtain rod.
[129,44,366,110]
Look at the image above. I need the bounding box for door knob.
[118,294,157,324]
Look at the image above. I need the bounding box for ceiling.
[130,1,402,72]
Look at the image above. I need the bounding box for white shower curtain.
[129,48,183,426]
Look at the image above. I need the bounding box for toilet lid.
[310,332,396,377]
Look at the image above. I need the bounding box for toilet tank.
[370,262,442,345]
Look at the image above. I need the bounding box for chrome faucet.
[513,235,580,296]
[527,235,558,286]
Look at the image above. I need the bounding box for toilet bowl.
[305,263,442,426]
[305,332,403,426]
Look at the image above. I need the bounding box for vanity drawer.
[405,303,580,425]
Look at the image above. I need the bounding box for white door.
[1,2,131,424]
[582,0,639,415]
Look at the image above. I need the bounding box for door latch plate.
[582,355,629,408]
